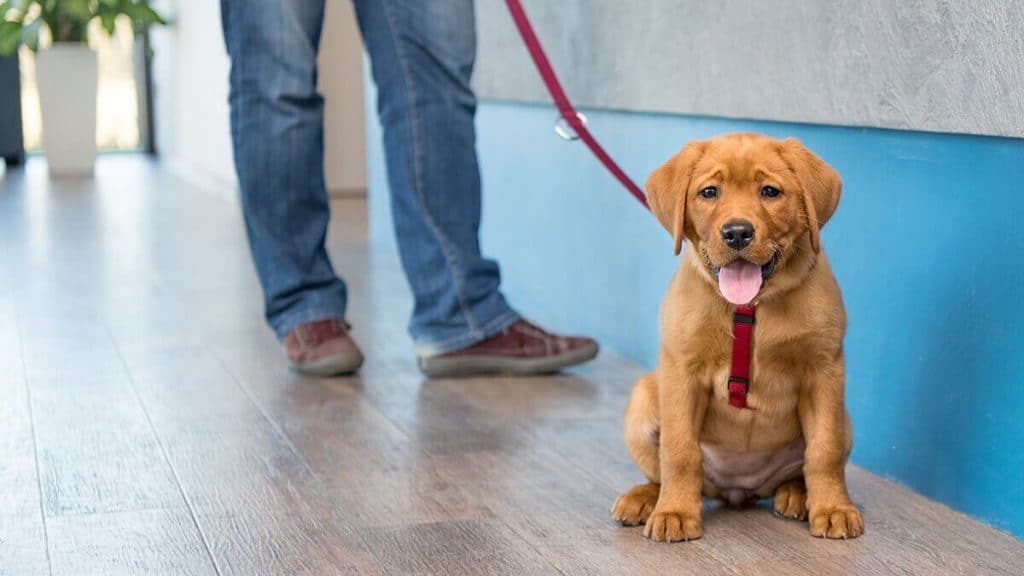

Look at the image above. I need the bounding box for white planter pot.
[35,44,98,176]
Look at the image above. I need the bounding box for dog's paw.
[773,480,808,520]
[611,483,659,526]
[808,503,864,539]
[643,509,702,542]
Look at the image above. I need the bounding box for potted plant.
[0,0,166,176]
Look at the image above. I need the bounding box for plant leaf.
[7,0,27,15]
[1,0,168,47]
[60,0,92,21]
[98,8,116,35]
[0,19,21,55]
[125,2,167,26]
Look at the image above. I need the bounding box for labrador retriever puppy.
[611,133,862,542]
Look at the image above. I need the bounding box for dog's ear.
[779,138,841,254]
[646,141,706,255]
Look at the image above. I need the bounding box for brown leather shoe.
[283,319,364,376]
[417,319,599,377]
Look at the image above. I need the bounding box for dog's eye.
[699,186,719,199]
[761,186,782,198]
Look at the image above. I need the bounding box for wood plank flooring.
[1,156,1022,575]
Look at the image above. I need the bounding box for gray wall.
[474,0,1024,138]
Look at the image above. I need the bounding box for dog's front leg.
[644,352,708,542]
[799,358,864,539]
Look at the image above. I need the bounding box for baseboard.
[329,187,367,198]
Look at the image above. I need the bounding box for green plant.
[0,0,166,55]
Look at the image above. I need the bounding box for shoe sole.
[290,351,365,377]
[417,341,599,378]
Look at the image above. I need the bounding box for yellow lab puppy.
[612,133,863,542]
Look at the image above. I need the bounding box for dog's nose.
[721,220,755,250]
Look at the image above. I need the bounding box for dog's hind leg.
[612,375,662,526]
[773,477,809,520]
[623,374,661,481]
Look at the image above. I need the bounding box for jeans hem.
[271,306,348,341]
[413,309,520,358]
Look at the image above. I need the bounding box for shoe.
[417,319,599,377]
[283,319,364,376]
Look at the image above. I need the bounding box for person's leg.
[221,0,362,375]
[221,0,347,338]
[352,0,519,356]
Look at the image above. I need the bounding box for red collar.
[728,305,756,409]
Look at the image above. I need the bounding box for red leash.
[728,305,756,409]
[505,0,755,409]
[504,0,649,210]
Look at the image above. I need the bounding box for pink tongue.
[718,260,763,305]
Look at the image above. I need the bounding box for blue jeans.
[221,0,519,355]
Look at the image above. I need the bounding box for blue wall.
[367,101,1024,537]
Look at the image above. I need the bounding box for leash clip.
[554,112,588,141]
[728,377,752,410]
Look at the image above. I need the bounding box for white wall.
[151,0,366,195]
[150,0,233,187]
[321,2,367,195]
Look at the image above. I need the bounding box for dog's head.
[647,133,841,304]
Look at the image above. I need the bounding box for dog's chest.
[700,339,805,497]
[707,341,802,412]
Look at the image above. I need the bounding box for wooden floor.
[1,156,1022,576]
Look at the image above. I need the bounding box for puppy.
[611,133,863,542]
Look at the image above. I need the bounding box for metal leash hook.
[506,0,647,206]
[554,112,589,141]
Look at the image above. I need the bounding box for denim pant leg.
[353,0,519,356]
[221,0,348,339]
